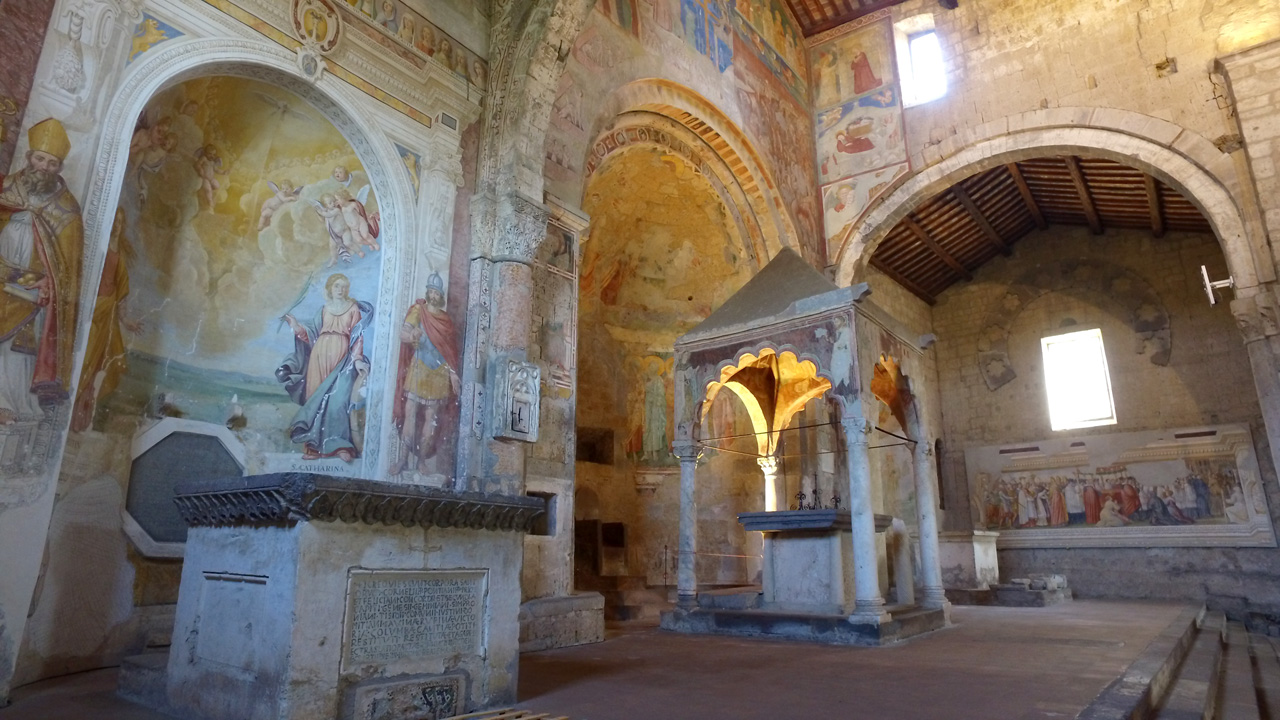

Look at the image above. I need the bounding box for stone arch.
[975,259,1172,391]
[75,35,420,473]
[581,113,764,268]
[588,79,805,264]
[833,109,1262,294]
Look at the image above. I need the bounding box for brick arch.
[976,259,1172,391]
[589,79,805,265]
[582,112,765,268]
[833,109,1261,294]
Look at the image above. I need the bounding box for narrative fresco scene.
[3,0,1280,718]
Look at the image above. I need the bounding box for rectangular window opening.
[1041,328,1117,431]
[895,15,947,108]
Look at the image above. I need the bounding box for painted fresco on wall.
[966,425,1277,548]
[821,162,906,246]
[597,0,640,36]
[626,354,676,467]
[810,15,907,247]
[815,86,903,185]
[81,76,388,475]
[732,0,804,82]
[729,10,805,103]
[680,0,734,72]
[337,0,488,88]
[129,14,182,63]
[809,18,895,112]
[535,222,578,392]
[389,271,460,477]
[0,117,83,477]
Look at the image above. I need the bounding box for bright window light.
[1041,328,1117,431]
[904,31,947,106]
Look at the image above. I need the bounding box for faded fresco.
[338,0,487,88]
[967,425,1273,542]
[810,16,907,248]
[0,0,57,173]
[79,76,387,475]
[0,117,84,476]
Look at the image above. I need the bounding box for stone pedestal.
[938,530,1000,590]
[136,473,544,720]
[739,509,890,615]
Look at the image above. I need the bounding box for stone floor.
[0,600,1185,720]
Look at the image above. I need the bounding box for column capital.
[840,414,872,440]
[491,192,550,264]
[756,454,779,474]
[672,442,704,463]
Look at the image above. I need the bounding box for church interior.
[2,0,1280,718]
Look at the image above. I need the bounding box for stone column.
[912,438,950,612]
[841,414,889,624]
[757,453,782,512]
[673,441,703,610]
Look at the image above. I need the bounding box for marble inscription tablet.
[344,570,486,667]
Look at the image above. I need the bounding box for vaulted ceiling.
[868,156,1215,304]
[784,0,910,38]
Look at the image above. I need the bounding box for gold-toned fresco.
[339,0,487,88]
[82,76,387,473]
[0,117,84,476]
[579,147,754,468]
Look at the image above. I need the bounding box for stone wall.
[930,225,1280,623]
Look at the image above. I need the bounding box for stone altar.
[130,473,544,720]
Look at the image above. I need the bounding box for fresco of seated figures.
[76,75,391,476]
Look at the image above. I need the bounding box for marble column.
[673,441,703,610]
[757,453,782,512]
[913,437,950,611]
[841,414,889,624]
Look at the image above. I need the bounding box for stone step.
[1250,631,1280,720]
[1152,611,1225,720]
[1218,623,1260,720]
[1077,605,1203,720]
[115,651,169,711]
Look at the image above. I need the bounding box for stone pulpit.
[660,248,949,646]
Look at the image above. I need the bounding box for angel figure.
[193,144,229,210]
[258,180,302,230]
[335,187,380,252]
[310,193,364,267]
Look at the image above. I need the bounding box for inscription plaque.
[344,570,486,667]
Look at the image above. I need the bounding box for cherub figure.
[310,193,364,267]
[258,179,302,230]
[334,188,380,252]
[193,144,228,210]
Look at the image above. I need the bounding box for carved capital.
[492,192,549,264]
[756,455,780,475]
[672,442,704,463]
[840,415,872,442]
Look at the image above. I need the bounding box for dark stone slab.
[737,509,893,534]
[992,586,1074,607]
[173,472,545,533]
[659,605,947,647]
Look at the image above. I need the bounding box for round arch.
[74,35,421,473]
[587,79,807,264]
[834,110,1261,292]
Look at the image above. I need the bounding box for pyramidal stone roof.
[679,247,853,344]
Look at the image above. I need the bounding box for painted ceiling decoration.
[868,155,1214,304]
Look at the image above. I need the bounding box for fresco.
[129,13,182,63]
[815,86,904,185]
[732,0,804,80]
[337,0,487,88]
[0,117,84,476]
[680,0,734,72]
[966,425,1274,543]
[389,272,461,477]
[821,162,906,245]
[809,16,907,248]
[809,18,895,112]
[596,0,640,37]
[0,0,57,173]
[80,76,389,475]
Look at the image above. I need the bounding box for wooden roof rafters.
[867,155,1214,303]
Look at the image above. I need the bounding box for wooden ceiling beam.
[951,184,1011,257]
[1064,155,1104,234]
[903,216,972,282]
[870,256,936,305]
[1143,173,1165,238]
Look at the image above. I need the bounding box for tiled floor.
[0,600,1185,720]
